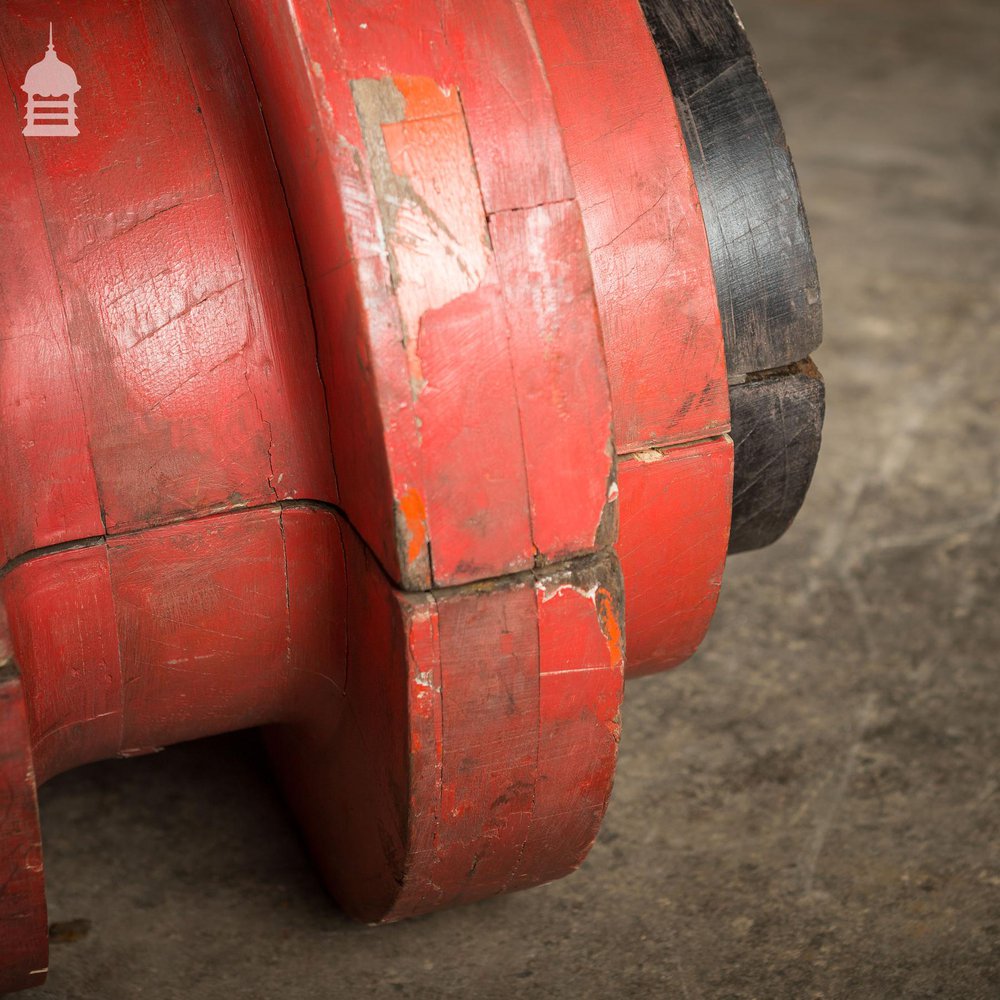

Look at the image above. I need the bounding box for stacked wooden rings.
[0,0,821,990]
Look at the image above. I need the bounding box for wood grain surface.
[0,0,336,559]
[232,0,616,590]
[0,505,624,930]
[0,651,48,994]
[729,359,824,553]
[530,0,730,454]
[640,0,822,376]
[530,0,734,674]
[639,0,825,555]
[270,519,624,921]
[618,437,733,677]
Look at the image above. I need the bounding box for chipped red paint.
[399,486,429,568]
[440,0,574,213]
[271,518,624,922]
[231,0,616,589]
[0,0,741,989]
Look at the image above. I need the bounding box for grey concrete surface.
[29,0,999,997]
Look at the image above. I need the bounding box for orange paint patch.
[393,73,456,119]
[399,487,428,565]
[596,586,624,670]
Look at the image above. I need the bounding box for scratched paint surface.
[526,0,734,675]
[352,72,534,584]
[232,0,615,589]
[0,18,102,563]
[0,0,336,547]
[269,540,624,921]
[1,506,349,786]
[353,77,491,345]
[2,501,625,931]
[528,0,730,453]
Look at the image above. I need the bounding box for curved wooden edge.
[231,0,617,591]
[268,531,624,921]
[528,0,730,454]
[0,648,48,994]
[729,359,825,554]
[637,0,825,561]
[618,436,733,678]
[528,0,734,677]
[2,503,624,924]
[640,0,823,376]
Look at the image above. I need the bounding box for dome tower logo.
[21,23,80,137]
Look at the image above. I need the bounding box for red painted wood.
[0,0,335,545]
[0,31,102,564]
[528,0,730,453]
[230,0,615,588]
[111,508,299,756]
[431,583,540,901]
[490,202,616,561]
[0,644,48,994]
[1,507,621,944]
[438,0,574,212]
[525,0,733,675]
[163,0,338,508]
[1,506,349,788]
[0,1,748,987]
[617,437,733,677]
[2,546,121,784]
[511,569,624,885]
[269,528,623,921]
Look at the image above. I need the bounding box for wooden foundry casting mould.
[0,0,822,990]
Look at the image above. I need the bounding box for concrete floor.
[30,0,999,997]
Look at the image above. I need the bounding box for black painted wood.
[728,360,824,553]
[640,0,822,375]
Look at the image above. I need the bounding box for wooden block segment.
[2,545,122,784]
[640,0,822,375]
[0,0,336,552]
[729,360,825,553]
[0,651,48,995]
[526,0,735,678]
[2,505,624,926]
[0,30,102,564]
[231,0,616,590]
[616,437,733,677]
[267,528,625,921]
[437,0,574,213]
[529,0,730,453]
[1,506,348,785]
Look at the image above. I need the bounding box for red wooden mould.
[0,0,820,991]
